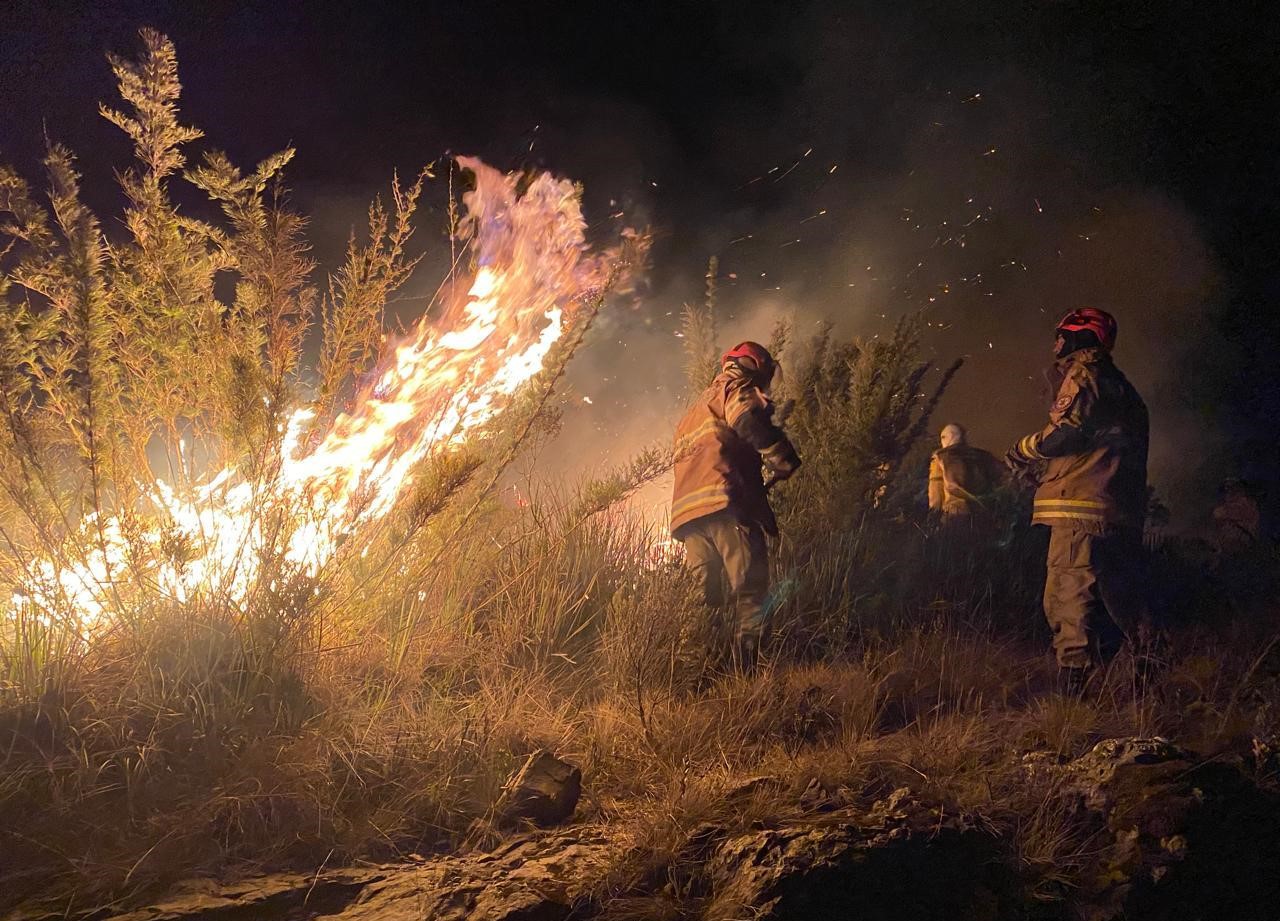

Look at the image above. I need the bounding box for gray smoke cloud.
[291,4,1227,529]
[542,92,1220,528]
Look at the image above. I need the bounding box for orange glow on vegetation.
[12,158,625,630]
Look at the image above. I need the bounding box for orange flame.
[14,158,626,629]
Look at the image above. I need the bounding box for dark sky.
[2,0,1278,523]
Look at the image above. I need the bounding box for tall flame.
[12,158,623,629]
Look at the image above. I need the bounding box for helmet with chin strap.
[722,341,776,384]
[1056,307,1118,353]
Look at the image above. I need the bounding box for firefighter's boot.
[733,633,761,674]
[1058,666,1090,698]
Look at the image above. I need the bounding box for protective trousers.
[680,510,770,644]
[1043,526,1146,668]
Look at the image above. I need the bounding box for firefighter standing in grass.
[1005,308,1150,693]
[671,342,800,670]
[928,423,1004,520]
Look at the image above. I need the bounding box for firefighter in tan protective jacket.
[671,342,800,669]
[1005,308,1149,693]
[928,423,1004,520]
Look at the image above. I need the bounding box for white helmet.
[939,423,966,449]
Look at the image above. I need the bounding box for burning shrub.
[0,28,647,908]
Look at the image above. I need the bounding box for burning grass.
[2,29,1280,921]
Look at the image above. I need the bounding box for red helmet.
[1056,307,1117,351]
[722,341,776,380]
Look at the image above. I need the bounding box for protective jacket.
[671,365,799,538]
[1213,490,1261,551]
[929,445,1003,515]
[1014,347,1148,530]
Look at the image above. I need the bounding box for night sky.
[2,0,1278,526]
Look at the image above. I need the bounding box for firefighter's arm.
[928,454,944,510]
[726,383,801,481]
[1008,369,1095,464]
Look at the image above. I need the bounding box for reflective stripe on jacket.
[671,366,795,538]
[1016,348,1148,529]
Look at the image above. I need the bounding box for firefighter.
[1212,477,1262,555]
[671,341,801,670]
[1005,308,1150,693]
[928,423,1004,520]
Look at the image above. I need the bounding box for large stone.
[703,788,1007,921]
[1059,737,1280,921]
[93,827,620,921]
[495,750,582,828]
[1065,736,1192,810]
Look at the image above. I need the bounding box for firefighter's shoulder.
[1052,362,1089,406]
[725,379,768,413]
[1067,356,1109,398]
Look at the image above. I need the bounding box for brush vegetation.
[2,30,1279,920]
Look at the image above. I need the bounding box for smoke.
[538,63,1222,527]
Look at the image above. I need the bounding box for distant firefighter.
[1005,308,1150,693]
[927,423,1004,518]
[1213,477,1262,553]
[671,341,801,670]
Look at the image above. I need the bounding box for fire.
[12,158,627,630]
[644,534,681,571]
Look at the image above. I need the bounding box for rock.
[1252,734,1280,778]
[724,774,780,801]
[97,827,621,921]
[798,776,835,811]
[703,789,1007,921]
[94,871,380,921]
[495,750,582,828]
[1065,736,1191,810]
[1060,737,1280,921]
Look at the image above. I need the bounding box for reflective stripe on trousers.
[680,509,770,641]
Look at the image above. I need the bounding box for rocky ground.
[23,737,1276,921]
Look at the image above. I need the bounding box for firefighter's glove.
[1004,444,1034,471]
[764,454,800,492]
[762,436,800,474]
[763,466,790,492]
[1003,448,1040,490]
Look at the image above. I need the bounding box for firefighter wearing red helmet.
[1005,308,1150,692]
[671,341,801,670]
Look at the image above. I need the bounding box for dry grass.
[2,499,1278,916]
